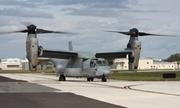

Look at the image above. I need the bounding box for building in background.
[0,58,22,70]
[0,58,177,71]
[113,58,176,70]
[0,58,54,70]
[21,58,29,70]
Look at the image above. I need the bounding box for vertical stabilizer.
[69,41,73,51]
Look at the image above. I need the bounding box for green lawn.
[109,71,180,81]
[0,70,56,73]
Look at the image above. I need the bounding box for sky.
[0,0,180,59]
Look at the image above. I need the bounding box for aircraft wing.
[39,49,78,59]
[95,49,133,59]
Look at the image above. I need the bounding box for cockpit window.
[96,60,103,66]
[90,60,109,67]
[102,60,109,66]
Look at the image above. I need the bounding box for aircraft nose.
[96,66,111,76]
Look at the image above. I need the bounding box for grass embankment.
[109,71,180,81]
[0,70,56,74]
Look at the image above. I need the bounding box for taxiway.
[0,73,180,108]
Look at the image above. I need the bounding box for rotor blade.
[104,30,130,35]
[36,29,77,34]
[139,32,177,37]
[0,29,29,35]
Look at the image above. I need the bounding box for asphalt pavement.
[0,75,125,108]
[1,73,180,108]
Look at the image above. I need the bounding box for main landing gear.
[87,78,94,81]
[59,75,66,81]
[87,77,107,82]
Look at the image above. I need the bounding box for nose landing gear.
[101,75,107,82]
[59,75,66,81]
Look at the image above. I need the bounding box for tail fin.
[69,41,73,51]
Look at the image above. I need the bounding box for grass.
[0,70,32,73]
[109,71,180,81]
[0,70,56,74]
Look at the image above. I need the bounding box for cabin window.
[90,61,95,68]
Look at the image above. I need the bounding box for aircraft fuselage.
[50,57,111,82]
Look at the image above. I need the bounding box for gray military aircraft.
[41,41,113,82]
[0,24,176,82]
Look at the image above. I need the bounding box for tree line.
[164,53,180,62]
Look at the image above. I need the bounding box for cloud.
[0,0,180,59]
[0,7,54,19]
[61,8,123,18]
[26,0,135,18]
[36,0,130,8]
[0,37,24,47]
[0,0,37,8]
[0,16,17,26]
[31,0,169,18]
[57,0,130,18]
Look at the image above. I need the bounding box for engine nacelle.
[133,42,141,70]
[127,37,141,71]
[26,38,39,71]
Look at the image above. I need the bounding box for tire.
[90,78,94,82]
[101,77,107,82]
[87,78,90,81]
[59,75,66,81]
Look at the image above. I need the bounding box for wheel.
[87,78,90,81]
[87,78,94,82]
[90,78,94,81]
[59,75,66,81]
[63,76,66,81]
[101,77,107,82]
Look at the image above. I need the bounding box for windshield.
[96,60,103,66]
[90,60,109,67]
[96,60,109,66]
[102,60,109,66]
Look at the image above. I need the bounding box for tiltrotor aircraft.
[0,24,176,82]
